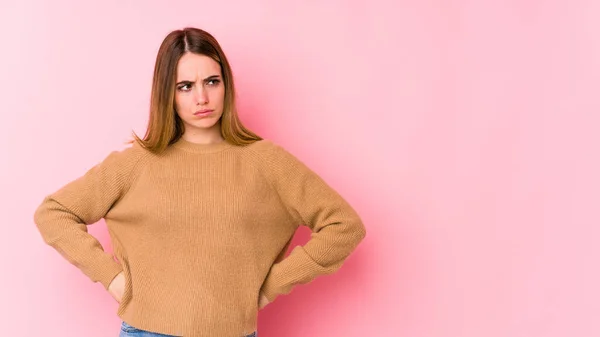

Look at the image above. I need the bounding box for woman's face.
[174,53,225,136]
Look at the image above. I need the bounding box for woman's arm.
[33,145,145,290]
[257,141,367,303]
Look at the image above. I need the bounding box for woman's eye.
[177,80,219,91]
[177,83,192,91]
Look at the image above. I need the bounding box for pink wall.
[1,0,599,336]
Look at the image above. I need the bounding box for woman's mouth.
[194,109,213,117]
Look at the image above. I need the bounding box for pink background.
[1,0,599,336]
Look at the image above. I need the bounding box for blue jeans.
[119,321,257,337]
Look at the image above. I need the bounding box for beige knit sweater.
[33,137,366,337]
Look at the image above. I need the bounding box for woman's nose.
[194,87,208,105]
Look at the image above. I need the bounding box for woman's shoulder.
[244,138,275,148]
[243,138,289,159]
[99,140,155,171]
[243,138,308,170]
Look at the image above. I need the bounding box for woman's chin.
[184,119,221,131]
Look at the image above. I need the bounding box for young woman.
[34,27,366,337]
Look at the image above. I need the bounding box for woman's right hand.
[108,271,125,303]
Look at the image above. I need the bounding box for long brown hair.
[128,27,262,153]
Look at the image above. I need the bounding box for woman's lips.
[194,109,213,117]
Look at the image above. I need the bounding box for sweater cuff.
[94,256,124,290]
[260,245,328,303]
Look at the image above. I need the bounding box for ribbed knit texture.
[33,137,366,337]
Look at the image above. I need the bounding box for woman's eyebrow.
[176,75,221,85]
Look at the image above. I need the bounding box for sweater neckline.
[171,137,234,154]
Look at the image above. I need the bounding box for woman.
[33,27,366,337]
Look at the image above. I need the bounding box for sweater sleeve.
[33,144,144,290]
[258,141,367,303]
